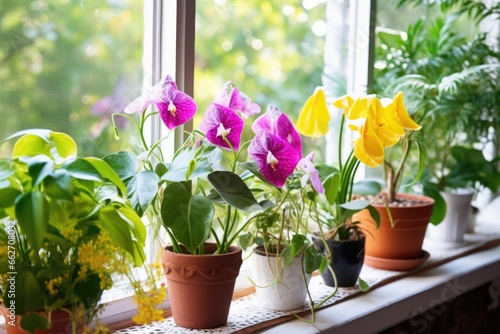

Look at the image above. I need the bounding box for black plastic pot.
[314,236,365,287]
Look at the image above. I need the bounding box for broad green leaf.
[73,271,103,309]
[99,206,135,259]
[20,313,50,334]
[339,199,370,211]
[424,184,446,225]
[162,147,212,182]
[15,191,48,252]
[126,171,159,217]
[43,170,74,200]
[0,160,13,180]
[304,245,324,274]
[27,155,54,188]
[11,132,77,159]
[86,157,128,195]
[0,188,21,208]
[290,233,308,258]
[63,158,102,182]
[352,179,382,195]
[116,206,147,247]
[161,182,214,253]
[103,151,138,182]
[208,171,269,212]
[323,173,340,205]
[367,205,381,228]
[237,161,274,186]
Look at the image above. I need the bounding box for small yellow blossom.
[296,87,331,138]
[46,276,64,295]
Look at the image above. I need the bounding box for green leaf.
[402,138,427,188]
[358,277,370,292]
[103,151,138,182]
[162,147,213,182]
[15,191,48,252]
[99,206,135,258]
[73,270,103,309]
[0,188,21,208]
[63,158,102,182]
[290,234,308,258]
[208,171,269,212]
[20,313,50,334]
[238,161,274,186]
[11,132,77,160]
[339,199,370,211]
[0,160,14,180]
[323,173,340,205]
[5,271,44,314]
[86,157,128,195]
[304,245,324,274]
[27,155,54,188]
[367,205,381,229]
[127,171,159,217]
[424,184,446,225]
[43,170,74,200]
[352,179,382,196]
[161,182,214,253]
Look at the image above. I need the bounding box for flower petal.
[385,91,422,130]
[369,98,404,147]
[157,89,197,130]
[296,87,331,138]
[354,118,385,167]
[199,103,244,150]
[253,105,302,156]
[214,81,261,119]
[297,152,324,193]
[248,132,300,188]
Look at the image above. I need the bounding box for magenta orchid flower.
[214,81,261,119]
[251,105,302,157]
[124,75,197,130]
[297,152,325,194]
[248,131,301,188]
[199,103,244,151]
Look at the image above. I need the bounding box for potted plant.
[107,77,277,329]
[372,1,500,226]
[236,105,331,314]
[297,88,432,273]
[424,145,500,244]
[0,129,148,333]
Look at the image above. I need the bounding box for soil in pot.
[251,246,311,311]
[161,243,243,329]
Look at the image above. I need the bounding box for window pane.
[194,0,327,160]
[0,0,143,157]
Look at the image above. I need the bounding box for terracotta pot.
[0,303,74,334]
[355,193,434,262]
[314,236,365,287]
[161,243,243,329]
[251,247,311,311]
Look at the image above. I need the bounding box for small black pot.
[314,236,365,287]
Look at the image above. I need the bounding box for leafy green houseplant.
[0,130,147,333]
[372,0,500,222]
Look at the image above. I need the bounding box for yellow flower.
[384,91,421,131]
[296,87,331,138]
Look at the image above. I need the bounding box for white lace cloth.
[114,220,500,334]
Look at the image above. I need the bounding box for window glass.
[0,0,143,157]
[194,0,327,160]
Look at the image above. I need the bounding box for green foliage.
[0,129,147,331]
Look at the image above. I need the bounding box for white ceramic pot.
[251,249,311,311]
[426,191,474,244]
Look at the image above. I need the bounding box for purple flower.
[214,81,261,119]
[297,152,324,194]
[199,103,244,151]
[124,75,197,130]
[248,132,300,188]
[251,105,302,157]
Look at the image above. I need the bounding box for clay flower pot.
[0,303,74,334]
[355,193,434,270]
[251,247,311,311]
[161,243,243,329]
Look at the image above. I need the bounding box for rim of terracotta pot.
[369,193,434,209]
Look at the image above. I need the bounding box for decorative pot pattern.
[251,248,311,311]
[161,243,243,329]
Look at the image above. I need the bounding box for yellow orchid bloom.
[369,97,405,148]
[353,115,385,167]
[385,91,422,130]
[296,87,331,138]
